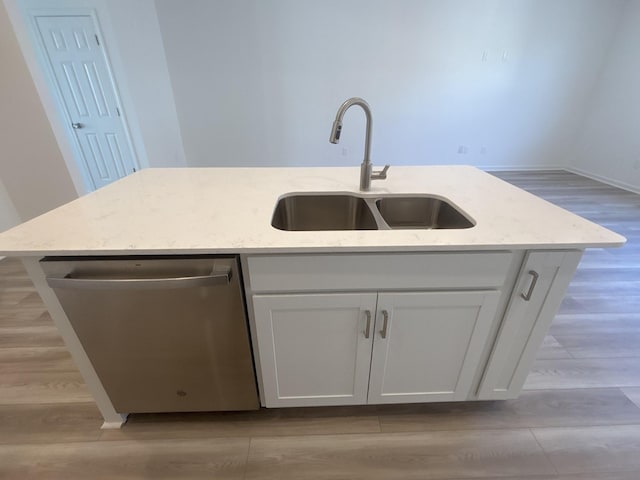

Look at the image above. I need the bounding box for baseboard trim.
[479,165,566,172]
[564,166,640,195]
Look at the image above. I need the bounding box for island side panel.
[240,254,267,407]
[477,249,584,399]
[21,257,127,428]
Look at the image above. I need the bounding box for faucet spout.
[329,97,387,191]
[329,97,372,168]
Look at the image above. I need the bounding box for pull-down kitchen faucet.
[329,97,390,191]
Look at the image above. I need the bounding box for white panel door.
[252,293,377,407]
[34,15,137,189]
[368,291,500,404]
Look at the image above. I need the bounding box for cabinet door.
[252,293,377,407]
[477,250,582,400]
[368,291,500,404]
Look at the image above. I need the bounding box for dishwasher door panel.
[41,256,259,413]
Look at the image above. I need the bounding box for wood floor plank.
[570,268,640,283]
[2,278,35,289]
[554,332,640,358]
[245,429,556,479]
[0,437,250,480]
[566,280,640,296]
[439,474,640,480]
[532,425,640,475]
[100,406,381,441]
[524,358,640,390]
[537,335,574,360]
[558,295,640,315]
[0,371,92,405]
[377,388,640,432]
[0,309,54,328]
[0,403,102,445]
[0,290,32,306]
[0,257,27,272]
[551,313,640,336]
[0,346,77,373]
[621,387,640,409]
[0,325,64,348]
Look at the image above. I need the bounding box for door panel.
[368,291,500,404]
[253,293,377,407]
[35,15,137,189]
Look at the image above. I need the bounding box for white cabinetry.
[246,252,516,408]
[246,250,582,408]
[253,290,500,408]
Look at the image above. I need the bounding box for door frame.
[7,4,141,192]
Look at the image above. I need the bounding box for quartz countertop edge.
[0,166,626,256]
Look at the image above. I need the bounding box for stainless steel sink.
[375,196,474,230]
[271,193,474,231]
[271,195,378,231]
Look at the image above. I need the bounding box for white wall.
[100,0,186,168]
[0,0,78,221]
[0,178,20,233]
[567,0,640,193]
[156,0,624,169]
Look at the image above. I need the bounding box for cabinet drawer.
[247,252,514,292]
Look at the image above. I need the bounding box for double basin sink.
[272,193,475,231]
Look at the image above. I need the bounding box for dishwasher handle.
[46,269,231,290]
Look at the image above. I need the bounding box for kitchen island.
[0,166,625,427]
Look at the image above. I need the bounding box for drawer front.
[247,252,514,293]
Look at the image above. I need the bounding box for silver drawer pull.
[520,270,539,301]
[364,310,372,338]
[380,310,389,338]
[46,270,231,290]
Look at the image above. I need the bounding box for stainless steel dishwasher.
[41,255,259,413]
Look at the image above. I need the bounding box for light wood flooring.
[0,170,639,479]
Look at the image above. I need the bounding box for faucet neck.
[332,97,372,166]
[360,161,373,191]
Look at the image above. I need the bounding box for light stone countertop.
[0,166,626,256]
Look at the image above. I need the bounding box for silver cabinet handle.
[520,270,539,301]
[364,310,372,338]
[46,269,231,290]
[379,309,389,338]
[72,123,84,129]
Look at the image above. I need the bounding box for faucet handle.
[372,164,390,180]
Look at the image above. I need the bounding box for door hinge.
[94,34,100,46]
[133,168,137,173]
[116,107,121,116]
